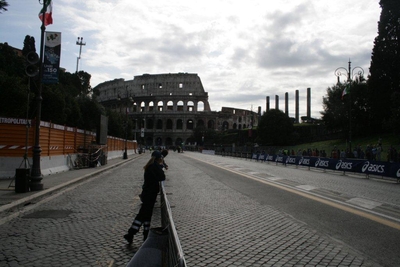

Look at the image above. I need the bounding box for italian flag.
[39,0,53,26]
[341,83,350,100]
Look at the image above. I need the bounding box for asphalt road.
[181,153,400,267]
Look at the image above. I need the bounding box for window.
[198,101,204,111]
[167,119,173,129]
[157,119,163,129]
[208,120,214,129]
[187,119,194,130]
[187,101,194,112]
[147,119,154,129]
[177,101,184,111]
[167,101,173,111]
[149,101,154,112]
[158,101,163,111]
[177,119,183,129]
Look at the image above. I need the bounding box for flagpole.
[30,0,48,191]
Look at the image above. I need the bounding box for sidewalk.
[0,154,142,216]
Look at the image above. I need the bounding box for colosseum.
[94,73,259,147]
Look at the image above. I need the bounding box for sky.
[1,0,381,119]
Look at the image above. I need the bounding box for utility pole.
[76,37,86,73]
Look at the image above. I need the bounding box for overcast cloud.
[1,0,381,118]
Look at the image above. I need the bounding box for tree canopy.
[321,79,369,139]
[0,0,9,13]
[368,0,400,134]
[257,109,294,146]
[0,37,121,137]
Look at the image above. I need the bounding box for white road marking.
[346,198,382,210]
[297,185,318,191]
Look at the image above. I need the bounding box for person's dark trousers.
[124,194,157,243]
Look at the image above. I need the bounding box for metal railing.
[160,181,187,267]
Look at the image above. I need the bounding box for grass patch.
[285,133,399,155]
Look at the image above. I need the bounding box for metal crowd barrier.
[160,181,187,267]
[216,151,400,182]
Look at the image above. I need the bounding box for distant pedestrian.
[124,151,166,244]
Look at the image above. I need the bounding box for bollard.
[15,168,30,193]
[126,227,169,267]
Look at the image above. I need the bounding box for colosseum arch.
[187,101,194,112]
[147,118,154,129]
[167,101,173,111]
[207,120,215,129]
[187,119,194,130]
[177,101,184,112]
[140,101,146,112]
[149,101,154,112]
[166,119,173,129]
[198,101,205,111]
[222,121,229,130]
[157,101,163,111]
[156,119,163,129]
[177,119,183,130]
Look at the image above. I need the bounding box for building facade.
[94,73,258,147]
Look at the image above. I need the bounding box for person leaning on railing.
[124,151,166,244]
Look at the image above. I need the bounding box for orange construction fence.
[0,117,137,158]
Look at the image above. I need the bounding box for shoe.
[124,234,133,244]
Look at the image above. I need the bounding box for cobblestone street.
[1,152,399,266]
[0,158,155,266]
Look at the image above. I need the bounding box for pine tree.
[0,0,9,13]
[368,0,400,134]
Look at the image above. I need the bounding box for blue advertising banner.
[275,155,286,164]
[265,154,276,162]
[359,161,390,176]
[299,156,314,167]
[285,156,298,165]
[312,157,332,169]
[43,31,61,84]
[389,163,400,179]
[232,151,400,181]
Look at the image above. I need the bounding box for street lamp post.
[334,60,364,153]
[123,106,128,160]
[119,89,133,160]
[30,0,50,191]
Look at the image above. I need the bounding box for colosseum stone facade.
[94,73,259,147]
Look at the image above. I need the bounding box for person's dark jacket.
[142,162,165,197]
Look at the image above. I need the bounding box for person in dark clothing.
[124,151,166,244]
[161,149,169,170]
